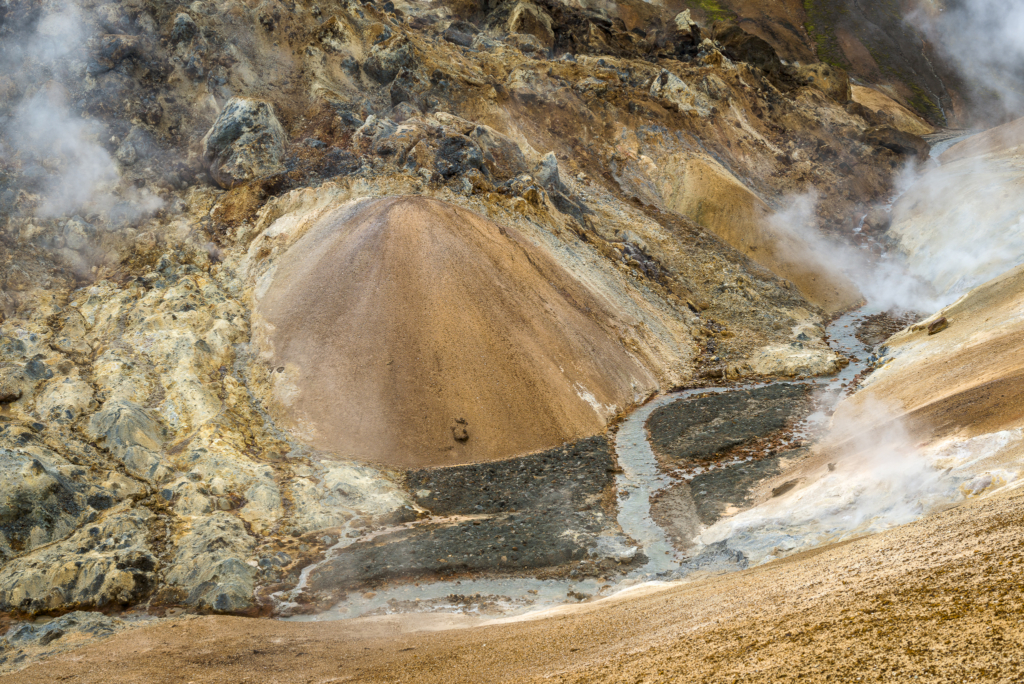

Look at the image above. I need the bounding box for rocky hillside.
[0,0,955,627]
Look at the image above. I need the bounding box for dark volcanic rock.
[0,456,100,561]
[442,21,477,48]
[646,384,811,463]
[435,134,485,179]
[306,511,600,592]
[687,449,807,526]
[863,125,930,159]
[408,435,614,514]
[306,437,637,593]
[364,35,416,84]
[714,22,784,79]
[171,13,197,44]
[200,98,286,189]
[470,125,529,179]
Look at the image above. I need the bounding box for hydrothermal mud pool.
[279,306,1001,623]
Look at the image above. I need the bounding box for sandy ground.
[253,196,673,467]
[3,480,1022,684]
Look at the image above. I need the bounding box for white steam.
[767,191,944,313]
[697,399,1016,566]
[1,6,163,221]
[910,0,1024,120]
[886,149,1024,298]
[11,87,120,218]
[889,1,1024,300]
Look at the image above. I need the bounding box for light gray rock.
[0,611,130,675]
[534,151,562,191]
[86,401,171,482]
[287,463,412,534]
[0,507,158,615]
[159,512,256,613]
[115,141,137,166]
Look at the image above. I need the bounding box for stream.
[279,134,997,623]
[281,306,897,622]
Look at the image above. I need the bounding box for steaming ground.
[3,0,1024,679]
[8,273,1024,682]
[6,482,1024,683]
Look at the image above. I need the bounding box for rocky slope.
[0,0,962,644]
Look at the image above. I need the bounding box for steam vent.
[253,197,659,466]
[4,0,1024,679]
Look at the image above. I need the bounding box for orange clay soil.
[3,481,1023,684]
[254,196,664,467]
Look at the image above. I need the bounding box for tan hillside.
[254,196,663,467]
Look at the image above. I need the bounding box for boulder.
[714,22,781,77]
[170,13,197,44]
[363,35,416,84]
[650,69,713,117]
[200,98,286,189]
[862,206,891,234]
[62,216,95,252]
[674,9,699,37]
[87,401,171,482]
[435,134,485,178]
[507,2,554,50]
[469,125,528,179]
[442,20,477,48]
[863,125,930,159]
[534,151,562,191]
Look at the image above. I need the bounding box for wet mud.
[854,310,922,347]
